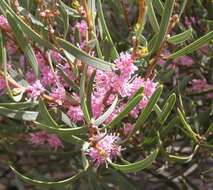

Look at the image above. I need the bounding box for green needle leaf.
[158,93,176,125]
[132,85,163,134]
[168,31,213,59]
[177,108,200,143]
[6,11,39,78]
[80,65,91,124]
[39,99,59,128]
[147,0,160,33]
[0,106,38,121]
[10,153,89,187]
[95,96,118,126]
[97,0,118,59]
[168,145,199,163]
[168,28,193,44]
[107,94,143,129]
[110,149,158,173]
[56,37,115,71]
[151,0,175,54]
[34,121,87,136]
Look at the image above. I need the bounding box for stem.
[120,0,131,31]
[187,87,213,96]
[82,0,93,32]
[132,0,147,59]
[136,0,147,39]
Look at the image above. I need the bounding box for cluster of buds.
[11,0,20,14]
[36,0,60,34]
[39,9,60,18]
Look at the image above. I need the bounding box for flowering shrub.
[0,0,212,189]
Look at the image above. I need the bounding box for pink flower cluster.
[191,79,207,91]
[29,131,63,151]
[0,15,11,31]
[158,51,194,68]
[123,123,134,135]
[74,20,88,38]
[0,17,157,154]
[67,105,84,122]
[0,76,6,92]
[91,52,157,122]
[115,52,138,79]
[23,50,70,104]
[184,16,197,28]
[6,39,19,55]
[190,79,213,98]
[130,78,157,118]
[73,20,88,49]
[173,55,194,67]
[50,85,66,105]
[88,132,121,166]
[27,80,45,100]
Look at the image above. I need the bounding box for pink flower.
[0,76,6,92]
[130,106,140,119]
[50,50,64,64]
[87,66,95,77]
[0,15,10,31]
[184,16,196,28]
[41,66,56,86]
[190,79,213,99]
[19,55,26,68]
[73,20,88,50]
[143,78,157,97]
[197,45,209,55]
[88,133,121,167]
[130,77,144,96]
[191,79,207,91]
[138,96,149,109]
[27,80,45,99]
[95,70,112,92]
[174,55,194,67]
[111,75,132,97]
[106,94,116,105]
[35,51,46,68]
[58,63,76,87]
[67,106,84,122]
[26,70,36,84]
[207,92,213,99]
[29,131,47,146]
[6,39,18,55]
[46,134,64,151]
[157,50,171,66]
[50,85,66,105]
[29,131,63,150]
[74,20,88,38]
[123,123,134,135]
[129,78,157,117]
[131,77,156,97]
[94,52,138,98]
[91,96,104,119]
[114,52,137,79]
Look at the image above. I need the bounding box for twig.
[120,0,131,31]
[82,0,93,32]
[144,14,179,80]
[187,87,213,96]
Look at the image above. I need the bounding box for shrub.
[0,0,212,189]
